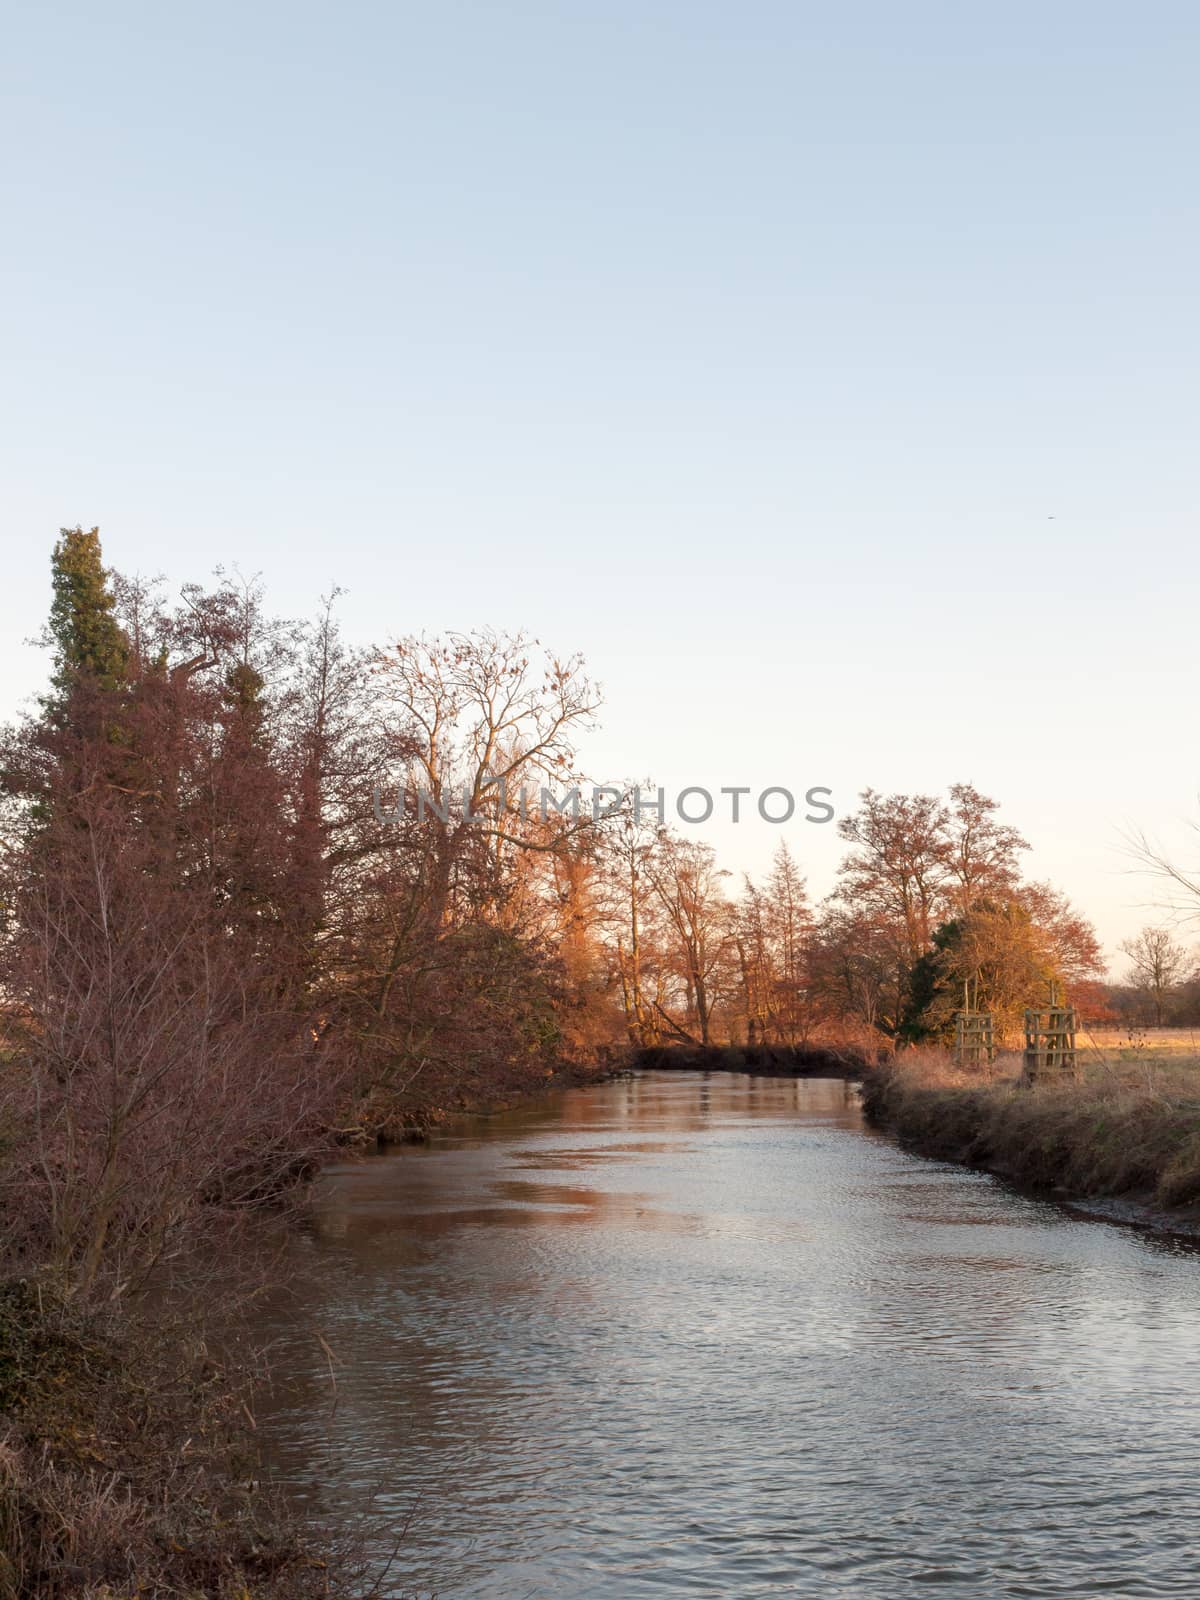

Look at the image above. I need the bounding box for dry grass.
[0,1279,369,1600]
[863,1046,1200,1210]
[1080,1026,1200,1058]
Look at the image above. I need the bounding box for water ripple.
[248,1073,1200,1598]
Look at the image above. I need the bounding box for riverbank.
[0,1280,347,1600]
[353,1052,618,1142]
[632,1043,879,1077]
[0,1046,620,1596]
[862,1049,1200,1218]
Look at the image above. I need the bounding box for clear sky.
[3,1,1199,967]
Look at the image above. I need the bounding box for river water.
[247,1072,1200,1597]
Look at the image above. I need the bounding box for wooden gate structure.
[953,1010,995,1068]
[953,980,995,1068]
[1023,985,1078,1082]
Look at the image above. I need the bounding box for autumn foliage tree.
[901,893,1102,1045]
[814,785,1096,1045]
[733,842,815,1044]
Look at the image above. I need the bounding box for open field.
[1078,1028,1200,1059]
[1075,1024,1200,1062]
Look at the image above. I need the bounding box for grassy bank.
[862,1049,1200,1212]
[0,1280,349,1600]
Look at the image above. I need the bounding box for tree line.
[0,529,1120,1295]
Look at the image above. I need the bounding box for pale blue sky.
[3,2,1199,964]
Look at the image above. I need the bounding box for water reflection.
[248,1073,1200,1598]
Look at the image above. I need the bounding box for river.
[245,1071,1200,1597]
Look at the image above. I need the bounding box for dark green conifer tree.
[47,525,129,702]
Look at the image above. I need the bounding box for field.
[1078,1026,1200,1058]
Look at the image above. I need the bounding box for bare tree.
[734,877,773,1045]
[1120,926,1192,1026]
[602,795,661,1046]
[835,789,952,963]
[370,628,600,929]
[644,833,734,1045]
[764,840,814,1042]
[809,902,907,1040]
[732,843,814,1045]
[1124,821,1200,930]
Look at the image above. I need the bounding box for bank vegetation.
[864,1048,1200,1214]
